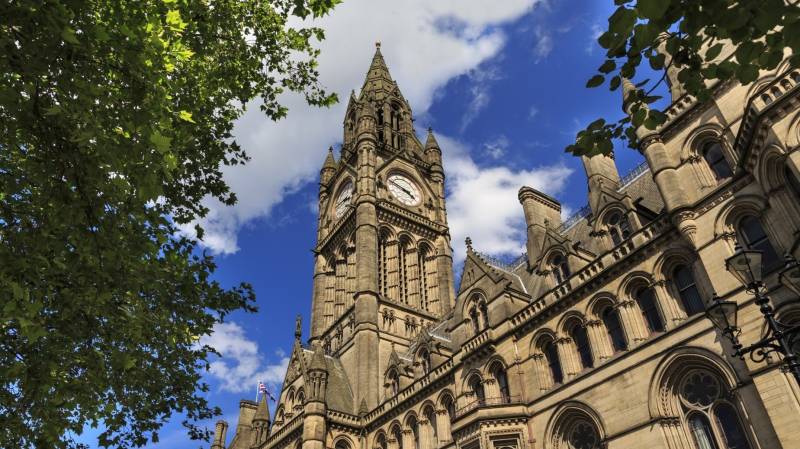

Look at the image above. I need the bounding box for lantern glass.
[706,293,738,334]
[726,245,763,288]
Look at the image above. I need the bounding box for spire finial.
[295,314,302,341]
[375,41,381,50]
[465,236,473,250]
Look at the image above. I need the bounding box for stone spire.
[424,127,440,150]
[252,394,270,424]
[250,394,271,447]
[309,345,327,372]
[360,42,400,101]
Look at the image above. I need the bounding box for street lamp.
[705,246,800,386]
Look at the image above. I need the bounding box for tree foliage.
[568,0,799,156]
[0,0,339,447]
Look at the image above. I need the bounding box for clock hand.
[390,180,414,198]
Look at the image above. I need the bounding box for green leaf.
[178,110,196,123]
[61,27,80,45]
[705,43,724,61]
[149,131,172,154]
[587,75,605,88]
[637,0,670,20]
[599,60,616,73]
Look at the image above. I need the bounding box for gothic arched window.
[543,339,564,385]
[479,302,489,329]
[468,374,485,404]
[388,370,399,396]
[785,164,800,200]
[376,433,388,449]
[424,406,437,445]
[392,426,404,449]
[568,421,601,449]
[418,349,431,375]
[407,416,420,449]
[738,216,781,273]
[469,307,480,335]
[569,322,594,369]
[441,394,455,422]
[602,307,628,352]
[679,370,752,449]
[702,141,733,181]
[490,363,510,401]
[674,265,705,316]
[550,253,571,285]
[635,286,665,333]
[607,211,632,246]
[335,440,352,449]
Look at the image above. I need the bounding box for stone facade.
[216,43,800,449]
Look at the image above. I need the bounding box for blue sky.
[81,1,661,447]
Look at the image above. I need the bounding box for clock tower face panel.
[387,173,421,206]
[334,180,354,219]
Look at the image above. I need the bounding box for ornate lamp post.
[705,245,800,385]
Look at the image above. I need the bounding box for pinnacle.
[425,128,440,150]
[322,146,336,170]
[252,394,270,423]
[309,345,327,371]
[360,43,399,101]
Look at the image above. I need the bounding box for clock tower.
[308,43,455,410]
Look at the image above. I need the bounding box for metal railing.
[557,204,591,234]
[479,252,527,272]
[617,160,650,190]
[454,395,521,418]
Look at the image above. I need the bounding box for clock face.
[387,174,421,206]
[335,181,353,218]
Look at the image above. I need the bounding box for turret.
[623,78,697,245]
[249,395,271,448]
[211,420,228,449]
[582,151,620,216]
[301,346,328,449]
[320,147,336,186]
[518,186,562,263]
[424,128,443,168]
[656,33,686,102]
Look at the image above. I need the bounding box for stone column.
[335,257,347,319]
[386,240,400,302]
[323,265,335,328]
[352,103,380,409]
[618,300,648,344]
[652,280,685,329]
[310,254,327,343]
[586,320,612,362]
[405,246,420,309]
[556,337,580,378]
[435,409,451,446]
[346,248,357,309]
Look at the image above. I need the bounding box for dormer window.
[606,211,632,246]
[387,370,399,396]
[702,141,733,181]
[550,253,570,284]
[418,349,431,375]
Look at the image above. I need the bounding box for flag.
[257,381,276,402]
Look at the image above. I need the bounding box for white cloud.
[527,105,539,120]
[437,135,573,265]
[188,0,541,254]
[586,23,604,54]
[533,25,553,62]
[201,322,289,394]
[460,64,503,132]
[483,135,510,159]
